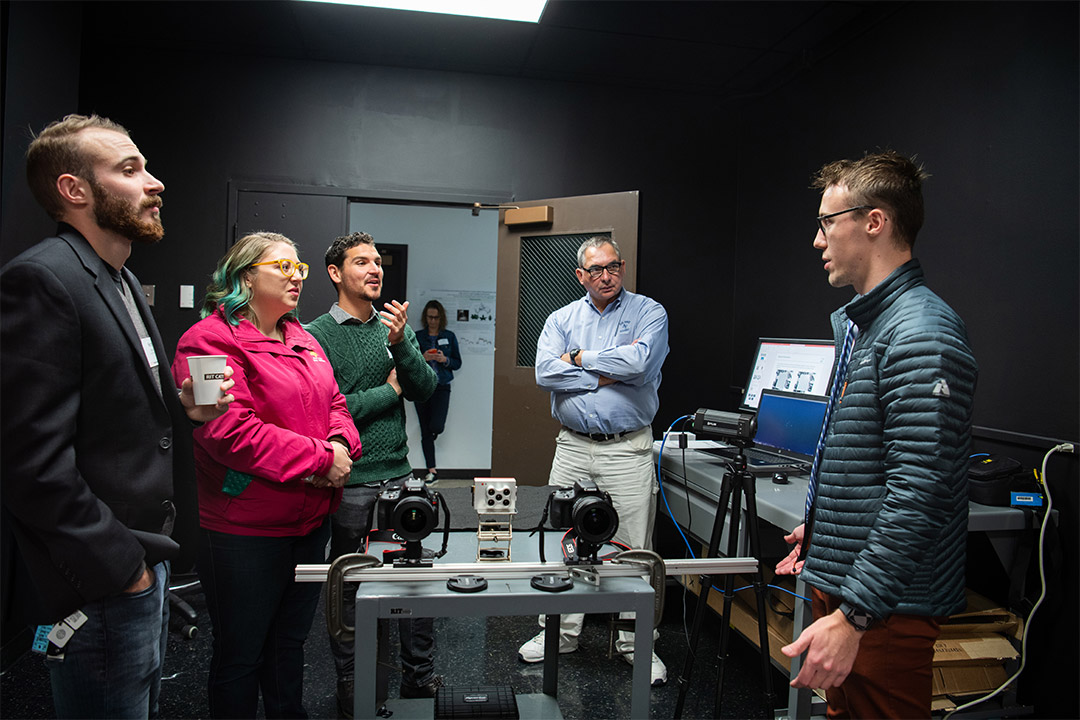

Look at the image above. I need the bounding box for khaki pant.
[538,426,658,654]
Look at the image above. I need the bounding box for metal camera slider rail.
[296,555,757,585]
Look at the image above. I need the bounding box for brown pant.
[811,588,942,719]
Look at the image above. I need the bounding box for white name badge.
[438,338,449,346]
[142,337,159,368]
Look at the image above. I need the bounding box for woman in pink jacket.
[172,231,361,719]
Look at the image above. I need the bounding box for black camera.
[377,478,439,542]
[549,478,619,547]
[692,408,756,444]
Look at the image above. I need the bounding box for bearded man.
[1,114,233,719]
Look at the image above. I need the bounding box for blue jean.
[47,560,170,719]
[415,384,451,470]
[197,521,329,719]
[328,479,435,688]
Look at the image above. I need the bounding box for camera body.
[472,478,517,515]
[692,408,757,444]
[549,478,619,546]
[377,477,439,542]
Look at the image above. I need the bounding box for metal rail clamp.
[326,553,382,644]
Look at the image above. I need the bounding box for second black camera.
[377,478,439,542]
[549,478,619,546]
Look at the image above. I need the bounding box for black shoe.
[337,678,354,719]
[399,674,445,699]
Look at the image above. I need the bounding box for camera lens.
[393,495,436,541]
[572,495,618,545]
[400,508,426,534]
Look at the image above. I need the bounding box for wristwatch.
[569,348,582,366]
[838,602,875,632]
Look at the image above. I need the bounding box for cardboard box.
[933,664,1009,698]
[933,634,1019,665]
[931,589,1020,702]
[939,588,1023,638]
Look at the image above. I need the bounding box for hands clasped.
[312,441,353,488]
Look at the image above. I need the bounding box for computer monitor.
[741,337,835,410]
[754,389,829,460]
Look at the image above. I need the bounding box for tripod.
[674,446,775,718]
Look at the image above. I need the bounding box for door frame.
[227,180,509,246]
[491,191,640,485]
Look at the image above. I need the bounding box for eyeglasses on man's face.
[581,261,624,280]
[424,314,440,322]
[816,205,874,236]
[251,258,309,280]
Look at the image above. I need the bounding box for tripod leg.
[744,478,777,709]
[713,480,744,719]
[673,471,735,719]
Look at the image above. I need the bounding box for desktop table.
[337,533,656,719]
[654,439,1036,719]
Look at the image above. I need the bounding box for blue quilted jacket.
[800,259,978,619]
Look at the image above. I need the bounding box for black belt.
[563,426,641,442]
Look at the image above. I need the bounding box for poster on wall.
[415,289,495,355]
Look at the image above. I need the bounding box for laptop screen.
[741,338,835,410]
[753,390,829,460]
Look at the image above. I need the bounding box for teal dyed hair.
[201,231,299,325]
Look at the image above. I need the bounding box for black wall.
[3,1,1078,712]
[733,2,1079,446]
[71,44,736,430]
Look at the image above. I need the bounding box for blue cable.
[657,415,811,603]
[657,415,696,557]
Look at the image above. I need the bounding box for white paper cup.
[187,355,228,405]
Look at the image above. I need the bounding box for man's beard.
[358,284,382,303]
[90,179,164,245]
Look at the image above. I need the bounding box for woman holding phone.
[414,300,462,484]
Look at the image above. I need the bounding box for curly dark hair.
[324,231,376,269]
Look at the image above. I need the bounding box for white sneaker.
[517,631,578,662]
[621,650,668,687]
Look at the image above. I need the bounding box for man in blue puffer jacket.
[776,150,978,718]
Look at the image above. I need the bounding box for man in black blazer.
[0,114,233,719]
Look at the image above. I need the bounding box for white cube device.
[472,478,517,515]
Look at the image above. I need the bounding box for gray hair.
[576,236,621,268]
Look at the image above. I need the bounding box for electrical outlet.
[141,284,155,306]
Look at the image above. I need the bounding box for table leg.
[543,614,560,698]
[785,578,813,719]
[631,607,653,719]
[354,595,380,720]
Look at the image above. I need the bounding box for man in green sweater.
[307,231,439,718]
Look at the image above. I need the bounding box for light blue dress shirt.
[535,289,669,435]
